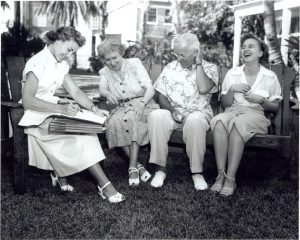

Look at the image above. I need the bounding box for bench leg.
[11,109,26,194]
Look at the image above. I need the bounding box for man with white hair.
[148,33,218,190]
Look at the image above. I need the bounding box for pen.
[64,98,83,112]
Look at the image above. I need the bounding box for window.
[147,8,157,23]
[92,16,100,30]
[290,7,300,34]
[164,9,172,23]
[275,10,283,36]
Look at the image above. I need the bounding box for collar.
[43,45,57,65]
[231,64,273,77]
[175,59,208,71]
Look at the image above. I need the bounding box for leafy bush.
[1,21,45,58]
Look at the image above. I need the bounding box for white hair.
[173,33,200,51]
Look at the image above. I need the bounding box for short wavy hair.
[45,26,86,47]
[97,39,125,58]
[241,33,269,65]
[173,33,200,52]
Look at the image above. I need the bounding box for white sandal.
[98,182,125,203]
[128,167,140,186]
[137,163,151,182]
[50,172,74,192]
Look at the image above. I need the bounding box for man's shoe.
[192,174,208,191]
[150,171,166,188]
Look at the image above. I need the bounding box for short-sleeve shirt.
[19,46,70,125]
[221,65,282,108]
[154,60,219,120]
[99,58,152,99]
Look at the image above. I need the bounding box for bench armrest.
[1,101,23,109]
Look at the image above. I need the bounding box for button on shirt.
[221,65,282,109]
[154,60,219,120]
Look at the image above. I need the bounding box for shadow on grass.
[1,146,298,239]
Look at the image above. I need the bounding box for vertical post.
[233,14,242,67]
[280,8,292,65]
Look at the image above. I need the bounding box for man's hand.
[106,92,119,105]
[171,109,184,123]
[244,93,265,104]
[229,83,251,93]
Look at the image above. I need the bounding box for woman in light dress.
[20,26,125,203]
[210,33,282,196]
[98,39,159,187]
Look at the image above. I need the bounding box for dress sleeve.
[99,68,109,97]
[268,74,282,101]
[221,70,232,95]
[134,58,152,89]
[203,61,219,93]
[22,58,45,83]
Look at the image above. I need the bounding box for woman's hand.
[229,83,251,93]
[60,103,81,116]
[106,92,119,105]
[133,101,145,120]
[244,93,265,104]
[171,109,184,123]
[93,107,110,117]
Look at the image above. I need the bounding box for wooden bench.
[1,57,298,194]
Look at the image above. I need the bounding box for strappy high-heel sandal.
[98,182,125,203]
[210,169,225,193]
[50,172,74,192]
[128,167,140,186]
[137,163,151,182]
[219,174,236,197]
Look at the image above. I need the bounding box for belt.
[118,96,142,104]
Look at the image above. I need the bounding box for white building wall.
[105,1,138,45]
[76,14,93,69]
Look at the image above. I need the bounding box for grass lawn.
[1,145,298,239]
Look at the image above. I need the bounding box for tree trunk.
[263,0,284,65]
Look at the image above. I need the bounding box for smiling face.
[103,50,123,71]
[241,38,263,63]
[52,40,80,63]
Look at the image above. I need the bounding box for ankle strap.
[224,174,235,182]
[191,172,203,176]
[100,181,111,191]
[128,167,138,173]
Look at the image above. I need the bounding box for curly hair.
[45,26,86,47]
[97,39,125,58]
[241,33,269,65]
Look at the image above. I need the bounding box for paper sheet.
[18,109,106,126]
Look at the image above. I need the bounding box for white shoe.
[192,174,208,191]
[128,167,140,187]
[98,182,125,203]
[150,171,166,188]
[50,172,74,192]
[137,163,151,182]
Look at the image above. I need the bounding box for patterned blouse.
[154,60,219,120]
[99,58,152,100]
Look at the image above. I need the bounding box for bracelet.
[196,63,202,67]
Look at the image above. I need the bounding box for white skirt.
[25,118,105,177]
